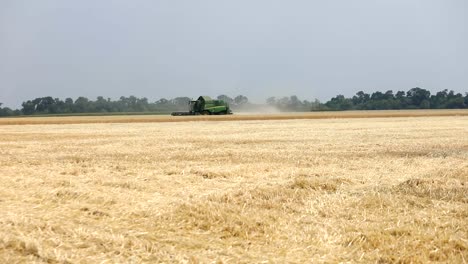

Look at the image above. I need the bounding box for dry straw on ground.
[0,109,467,126]
[0,112,467,263]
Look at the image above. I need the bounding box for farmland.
[1,109,467,125]
[0,111,467,263]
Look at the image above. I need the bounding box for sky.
[0,0,467,108]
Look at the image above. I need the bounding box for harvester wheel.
[202,110,211,115]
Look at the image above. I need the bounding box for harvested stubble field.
[0,109,467,126]
[0,112,467,263]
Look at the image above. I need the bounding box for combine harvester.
[171,96,232,116]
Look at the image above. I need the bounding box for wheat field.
[0,113,467,263]
[1,109,467,126]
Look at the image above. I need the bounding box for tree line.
[267,88,467,111]
[0,88,466,116]
[0,95,250,116]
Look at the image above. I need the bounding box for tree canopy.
[266,88,467,111]
[316,88,467,111]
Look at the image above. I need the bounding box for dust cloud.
[232,105,282,115]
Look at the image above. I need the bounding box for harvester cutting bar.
[171,112,197,116]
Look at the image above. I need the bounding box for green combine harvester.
[171,96,232,116]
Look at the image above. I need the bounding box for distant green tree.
[395,91,405,99]
[445,92,466,108]
[383,90,394,100]
[74,97,90,113]
[430,90,446,109]
[371,91,385,101]
[217,95,234,104]
[0,103,15,116]
[94,96,107,112]
[289,95,303,110]
[156,98,169,105]
[171,97,191,107]
[352,91,370,106]
[325,95,353,110]
[60,98,73,113]
[266,97,276,105]
[136,97,149,112]
[32,96,55,113]
[0,107,14,116]
[234,95,248,106]
[310,99,322,111]
[406,87,431,108]
[21,100,35,115]
[420,100,431,109]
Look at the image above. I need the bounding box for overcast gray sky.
[1,0,467,108]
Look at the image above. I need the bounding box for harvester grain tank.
[171,96,232,116]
